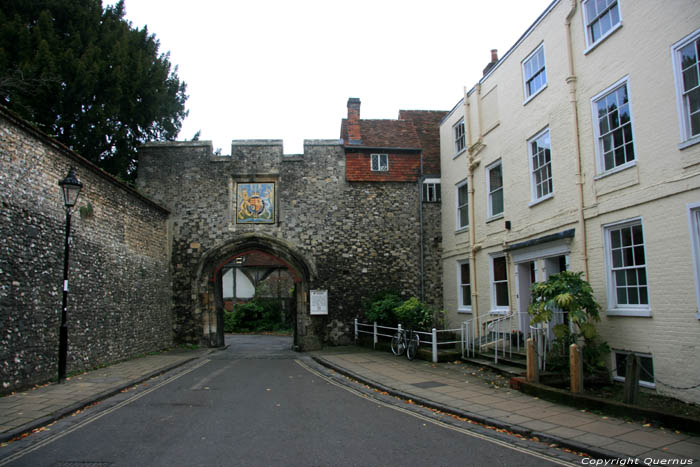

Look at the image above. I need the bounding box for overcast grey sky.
[109,0,554,154]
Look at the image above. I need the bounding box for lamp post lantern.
[58,167,82,383]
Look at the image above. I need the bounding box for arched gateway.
[194,234,316,349]
[137,103,446,350]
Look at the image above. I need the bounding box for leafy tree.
[0,0,188,180]
[529,271,610,374]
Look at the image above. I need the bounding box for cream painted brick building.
[440,0,700,403]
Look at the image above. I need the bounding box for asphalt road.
[1,335,578,466]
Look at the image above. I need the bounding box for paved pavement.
[312,346,700,463]
[0,348,210,443]
[1,342,699,463]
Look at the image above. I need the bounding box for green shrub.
[394,297,435,331]
[529,271,610,375]
[363,291,402,326]
[224,310,237,333]
[362,292,440,331]
[225,298,290,333]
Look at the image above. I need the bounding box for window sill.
[613,375,656,389]
[583,22,623,55]
[528,193,554,207]
[594,160,636,180]
[486,213,504,224]
[606,307,651,317]
[523,84,547,106]
[489,309,509,315]
[457,308,473,314]
[453,148,467,159]
[455,226,470,234]
[679,135,700,150]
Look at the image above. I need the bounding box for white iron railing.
[460,313,523,364]
[354,311,566,371]
[529,311,567,371]
[353,319,464,363]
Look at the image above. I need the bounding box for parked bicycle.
[391,327,420,361]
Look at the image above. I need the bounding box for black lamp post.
[58,167,82,383]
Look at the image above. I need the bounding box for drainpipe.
[464,87,480,332]
[465,89,474,152]
[418,150,425,302]
[476,83,484,140]
[565,0,590,280]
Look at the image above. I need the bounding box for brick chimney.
[482,49,498,76]
[347,97,361,144]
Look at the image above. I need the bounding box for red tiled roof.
[398,110,448,174]
[340,119,421,149]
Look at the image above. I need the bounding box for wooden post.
[526,338,539,383]
[570,344,583,393]
[623,353,640,405]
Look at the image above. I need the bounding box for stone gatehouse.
[137,99,446,349]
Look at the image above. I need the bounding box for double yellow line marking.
[0,359,211,466]
[295,359,579,467]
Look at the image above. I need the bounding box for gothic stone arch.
[193,233,317,349]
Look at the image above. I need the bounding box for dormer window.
[371,154,389,172]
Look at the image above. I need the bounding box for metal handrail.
[460,312,521,364]
[528,310,567,371]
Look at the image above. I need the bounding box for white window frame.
[688,202,700,319]
[582,0,622,53]
[528,127,554,204]
[370,153,388,172]
[591,77,636,176]
[603,217,650,317]
[422,178,441,203]
[456,179,469,231]
[522,43,547,103]
[457,260,472,313]
[489,253,510,314]
[672,27,700,149]
[613,350,655,389]
[486,160,504,219]
[453,119,466,156]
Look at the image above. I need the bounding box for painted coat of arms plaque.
[236,183,275,223]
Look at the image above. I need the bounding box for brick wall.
[345,151,420,182]
[0,108,172,393]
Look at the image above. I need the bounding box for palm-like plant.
[529,271,609,373]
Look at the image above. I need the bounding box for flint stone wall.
[0,109,172,393]
[137,140,442,346]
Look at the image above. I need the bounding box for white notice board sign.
[310,290,328,315]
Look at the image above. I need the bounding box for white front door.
[516,261,537,339]
[512,244,570,339]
